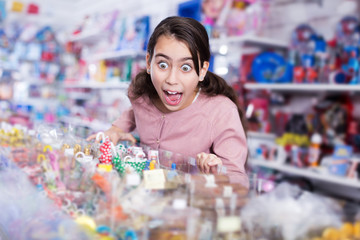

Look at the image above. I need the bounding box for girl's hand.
[196,152,222,174]
[86,126,137,145]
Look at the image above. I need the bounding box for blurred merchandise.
[200,0,269,38]
[1,124,360,239]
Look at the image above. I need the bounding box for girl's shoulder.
[194,94,239,122]
[198,94,237,111]
[196,94,241,127]
[130,94,150,106]
[130,94,157,114]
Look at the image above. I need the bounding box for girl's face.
[147,35,209,112]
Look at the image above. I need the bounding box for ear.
[146,53,151,70]
[199,61,209,82]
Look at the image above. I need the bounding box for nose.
[165,68,179,85]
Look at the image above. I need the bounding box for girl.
[87,16,249,187]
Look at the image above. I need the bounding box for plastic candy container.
[251,51,292,83]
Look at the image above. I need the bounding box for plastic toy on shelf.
[251,51,292,83]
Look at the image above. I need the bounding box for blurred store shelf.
[247,131,277,140]
[86,50,147,61]
[251,159,360,189]
[59,116,111,131]
[66,92,93,100]
[68,29,106,43]
[244,83,360,92]
[210,35,288,49]
[12,98,59,106]
[210,35,288,54]
[63,81,129,89]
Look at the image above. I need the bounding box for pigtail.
[200,71,248,134]
[128,69,158,101]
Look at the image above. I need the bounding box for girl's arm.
[111,107,136,133]
[87,107,137,144]
[211,106,249,188]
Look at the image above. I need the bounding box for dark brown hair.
[129,16,247,130]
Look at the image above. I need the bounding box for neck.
[192,87,201,103]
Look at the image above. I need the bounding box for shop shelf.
[247,131,277,140]
[244,83,360,92]
[60,116,111,131]
[210,35,288,52]
[63,81,130,89]
[251,159,360,188]
[87,49,147,61]
[68,29,106,43]
[24,79,59,86]
[66,92,93,100]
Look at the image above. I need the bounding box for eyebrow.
[155,53,193,62]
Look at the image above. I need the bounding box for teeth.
[167,91,178,94]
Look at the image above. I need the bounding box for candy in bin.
[116,143,127,157]
[114,159,132,175]
[37,153,56,190]
[43,145,67,191]
[148,149,159,161]
[75,151,96,173]
[112,154,122,166]
[111,143,129,165]
[113,154,126,175]
[127,146,144,156]
[115,145,147,175]
[124,154,147,175]
[10,147,30,168]
[112,144,125,174]
[96,132,113,172]
[113,161,126,175]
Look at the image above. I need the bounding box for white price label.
[217,216,241,233]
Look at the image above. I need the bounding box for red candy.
[98,137,112,165]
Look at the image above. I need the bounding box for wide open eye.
[158,62,168,69]
[181,64,192,72]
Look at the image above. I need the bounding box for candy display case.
[2,122,360,239]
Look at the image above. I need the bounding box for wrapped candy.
[96,132,113,172]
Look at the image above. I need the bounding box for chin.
[165,105,181,112]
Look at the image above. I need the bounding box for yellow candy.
[322,227,340,240]
[98,164,112,172]
[74,144,82,154]
[37,154,46,163]
[169,236,185,240]
[340,222,353,238]
[84,146,91,156]
[43,145,53,153]
[354,221,360,238]
[62,144,70,151]
[75,216,96,231]
[99,236,115,240]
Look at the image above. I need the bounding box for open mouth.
[163,90,183,106]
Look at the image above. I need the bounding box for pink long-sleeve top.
[112,93,249,188]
